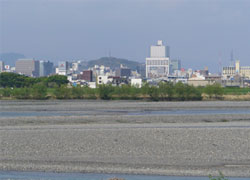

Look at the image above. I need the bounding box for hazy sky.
[1,0,250,71]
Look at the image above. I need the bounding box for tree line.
[0,72,68,88]
[0,73,225,100]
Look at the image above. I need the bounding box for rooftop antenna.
[108,49,112,58]
[218,52,222,75]
[230,50,234,66]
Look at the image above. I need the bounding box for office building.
[136,64,146,78]
[116,68,131,78]
[58,61,69,75]
[146,40,170,78]
[170,59,181,74]
[16,59,39,77]
[39,61,54,77]
[166,46,170,58]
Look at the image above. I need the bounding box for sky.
[1,0,250,72]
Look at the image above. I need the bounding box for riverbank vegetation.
[209,172,229,180]
[1,72,250,101]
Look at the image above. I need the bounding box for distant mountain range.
[86,57,142,70]
[0,53,26,66]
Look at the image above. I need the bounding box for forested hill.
[86,57,141,70]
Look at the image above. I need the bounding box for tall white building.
[58,61,69,75]
[0,61,4,72]
[146,40,170,78]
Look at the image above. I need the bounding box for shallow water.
[1,108,250,117]
[0,171,248,180]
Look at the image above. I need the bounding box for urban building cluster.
[1,40,250,88]
[0,58,144,88]
[145,40,250,87]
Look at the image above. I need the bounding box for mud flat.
[0,100,250,177]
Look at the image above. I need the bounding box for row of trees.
[1,84,48,99]
[0,81,224,101]
[0,72,68,88]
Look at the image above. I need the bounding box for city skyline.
[1,0,250,72]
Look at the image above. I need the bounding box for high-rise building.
[146,40,170,78]
[16,59,39,77]
[58,61,69,75]
[136,64,146,78]
[115,68,131,78]
[166,46,170,58]
[0,61,4,72]
[170,59,181,74]
[39,61,54,77]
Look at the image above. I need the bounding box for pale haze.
[1,0,250,71]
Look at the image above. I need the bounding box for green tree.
[0,72,31,88]
[141,83,150,98]
[158,81,174,101]
[47,75,68,87]
[204,83,224,99]
[98,84,114,100]
[71,86,84,99]
[129,85,141,100]
[184,85,202,100]
[53,85,71,99]
[1,88,13,97]
[32,84,47,99]
[174,82,186,100]
[117,85,131,99]
[12,88,31,99]
[83,86,97,99]
[148,86,159,101]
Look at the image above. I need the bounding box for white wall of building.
[97,75,111,84]
[131,78,142,88]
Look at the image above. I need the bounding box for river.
[0,171,248,180]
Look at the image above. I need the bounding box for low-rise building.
[222,60,250,79]
[131,78,142,88]
[78,70,93,82]
[97,75,128,86]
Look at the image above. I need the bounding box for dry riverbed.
[0,100,250,177]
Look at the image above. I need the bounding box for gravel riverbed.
[0,100,250,177]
